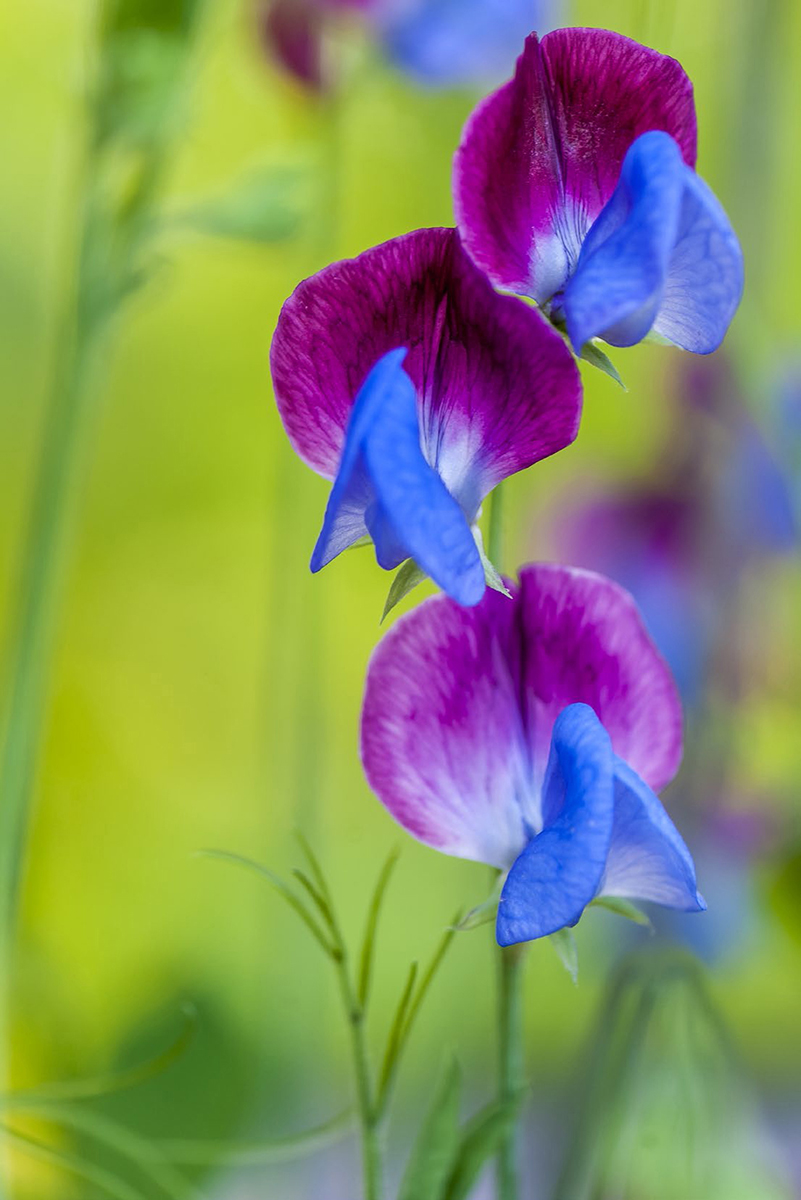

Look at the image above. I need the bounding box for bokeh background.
[1,0,800,1197]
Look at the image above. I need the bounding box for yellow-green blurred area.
[0,0,800,1197]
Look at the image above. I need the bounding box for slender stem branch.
[496,943,526,1200]
[334,953,382,1200]
[487,484,505,567]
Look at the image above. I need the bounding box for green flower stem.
[496,944,526,1200]
[334,952,383,1200]
[487,484,505,568]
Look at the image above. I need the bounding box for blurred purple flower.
[361,564,704,945]
[454,30,743,353]
[552,359,798,700]
[258,0,557,91]
[270,228,581,605]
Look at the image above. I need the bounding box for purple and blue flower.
[271,227,581,605]
[454,29,744,353]
[361,563,705,945]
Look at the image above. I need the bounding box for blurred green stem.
[487,483,505,567]
[496,944,526,1200]
[336,956,383,1200]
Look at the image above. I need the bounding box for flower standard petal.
[600,758,706,912]
[454,29,697,303]
[517,564,683,793]
[496,704,615,946]
[361,588,533,870]
[270,227,581,515]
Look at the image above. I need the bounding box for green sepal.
[579,340,627,390]
[382,559,427,622]
[472,526,512,598]
[453,875,503,932]
[397,1060,462,1200]
[591,895,653,930]
[549,928,579,985]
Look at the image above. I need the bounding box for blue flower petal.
[380,0,557,88]
[496,703,614,946]
[311,348,485,607]
[563,130,742,354]
[652,170,744,353]
[600,757,706,911]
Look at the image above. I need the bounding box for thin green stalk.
[495,945,526,1200]
[487,484,505,568]
[334,951,382,1200]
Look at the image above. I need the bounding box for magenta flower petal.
[270,228,581,517]
[517,564,683,793]
[361,589,533,869]
[361,563,682,871]
[454,28,697,302]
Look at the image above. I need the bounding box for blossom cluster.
[270,27,744,945]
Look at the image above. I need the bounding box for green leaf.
[197,849,337,958]
[382,559,427,622]
[579,340,626,390]
[549,928,579,984]
[378,961,419,1101]
[6,1004,196,1108]
[358,848,400,1009]
[443,1096,523,1200]
[156,1108,353,1166]
[472,526,512,598]
[174,167,306,244]
[453,876,503,932]
[592,896,653,930]
[0,1122,150,1200]
[398,1061,462,1200]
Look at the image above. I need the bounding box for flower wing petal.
[454,29,697,301]
[652,169,744,353]
[600,757,705,911]
[496,703,614,945]
[563,131,685,350]
[517,564,683,792]
[361,589,531,869]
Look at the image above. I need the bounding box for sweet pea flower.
[260,0,559,92]
[454,29,744,354]
[361,564,705,945]
[270,228,581,606]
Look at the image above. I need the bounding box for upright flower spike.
[271,228,582,606]
[454,29,743,354]
[361,564,705,945]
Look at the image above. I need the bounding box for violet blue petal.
[517,564,683,794]
[270,228,581,514]
[496,703,614,945]
[378,0,557,88]
[563,131,686,350]
[361,589,534,869]
[651,166,744,353]
[312,349,484,604]
[454,29,697,302]
[600,757,706,911]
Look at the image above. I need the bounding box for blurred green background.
[1,0,800,1196]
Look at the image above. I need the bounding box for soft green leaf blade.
[382,560,427,622]
[444,1096,523,1200]
[579,340,626,390]
[397,1061,462,1200]
[358,847,400,1009]
[592,896,653,929]
[549,928,579,984]
[174,167,306,244]
[156,1108,353,1166]
[472,526,512,598]
[378,961,419,1102]
[197,849,336,957]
